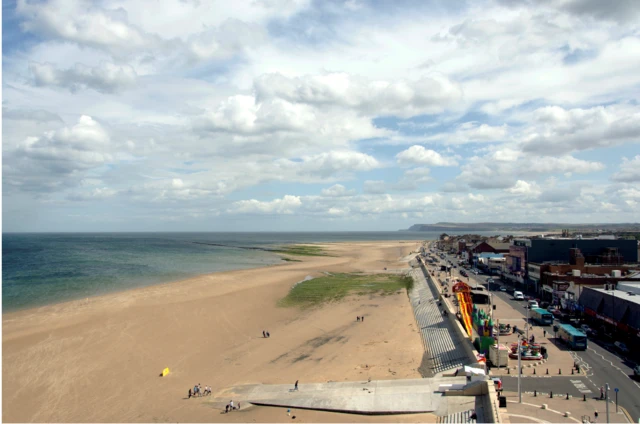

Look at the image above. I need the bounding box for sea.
[2,231,496,313]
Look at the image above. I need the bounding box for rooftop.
[588,287,640,306]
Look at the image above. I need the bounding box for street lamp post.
[518,336,522,403]
[496,319,500,369]
[526,306,530,342]
[605,383,610,423]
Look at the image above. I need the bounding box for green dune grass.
[271,245,331,257]
[279,272,414,309]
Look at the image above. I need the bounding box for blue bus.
[555,324,587,350]
[530,308,554,326]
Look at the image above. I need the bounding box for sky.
[2,0,640,232]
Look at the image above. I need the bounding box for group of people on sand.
[262,330,271,338]
[356,316,365,322]
[188,383,211,398]
[225,400,240,413]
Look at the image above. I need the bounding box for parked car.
[633,365,640,379]
[499,286,507,292]
[614,341,629,354]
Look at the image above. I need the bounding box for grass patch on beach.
[271,245,330,257]
[278,273,414,308]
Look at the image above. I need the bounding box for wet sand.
[2,241,426,422]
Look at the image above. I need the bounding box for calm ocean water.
[3,231,441,312]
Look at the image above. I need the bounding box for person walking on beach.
[357,316,360,322]
[294,380,299,391]
[361,316,364,322]
[188,388,192,399]
[263,330,266,338]
[225,404,229,413]
[230,400,234,410]
[266,331,270,338]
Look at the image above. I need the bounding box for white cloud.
[67,187,118,201]
[16,0,162,57]
[320,184,356,197]
[30,62,137,93]
[254,72,462,118]
[457,154,604,190]
[611,155,640,182]
[185,19,267,61]
[291,151,380,178]
[521,104,640,154]
[396,145,458,166]
[505,180,541,197]
[5,115,113,193]
[228,195,302,214]
[5,0,640,230]
[423,122,509,145]
[363,180,386,194]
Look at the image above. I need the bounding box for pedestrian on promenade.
[543,329,546,338]
[600,386,604,399]
[294,380,299,391]
[594,410,598,421]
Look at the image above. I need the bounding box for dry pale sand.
[2,241,429,423]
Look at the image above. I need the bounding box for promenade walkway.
[214,377,471,415]
[409,266,470,376]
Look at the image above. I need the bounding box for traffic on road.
[427,246,640,422]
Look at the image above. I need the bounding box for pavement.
[501,390,630,423]
[212,377,477,416]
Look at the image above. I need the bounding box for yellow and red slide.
[457,291,473,338]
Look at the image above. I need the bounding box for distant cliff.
[405,222,640,232]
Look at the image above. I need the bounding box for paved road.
[572,342,640,422]
[434,250,640,422]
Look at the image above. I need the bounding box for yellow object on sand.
[162,368,170,377]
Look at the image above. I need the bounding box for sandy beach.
[2,240,427,422]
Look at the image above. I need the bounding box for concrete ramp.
[215,377,468,415]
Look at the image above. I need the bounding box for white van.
[513,291,524,300]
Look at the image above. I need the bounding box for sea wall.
[418,258,481,366]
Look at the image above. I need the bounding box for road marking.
[575,349,640,390]
[505,413,550,423]
[570,379,592,393]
